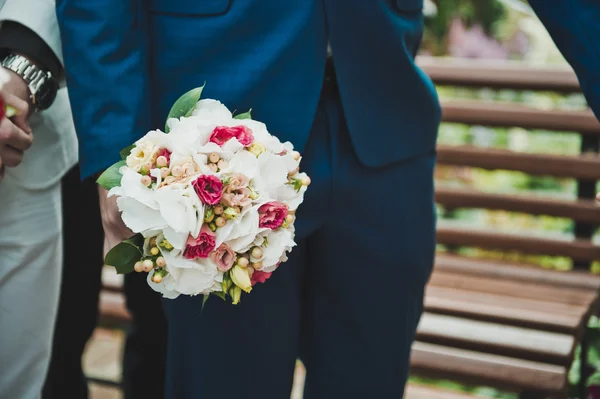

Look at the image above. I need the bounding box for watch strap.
[1,53,56,112]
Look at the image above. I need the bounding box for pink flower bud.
[208,163,218,173]
[292,151,301,161]
[251,247,263,259]
[215,216,227,227]
[217,159,228,170]
[142,259,154,272]
[134,261,143,273]
[171,166,183,177]
[209,152,220,163]
[160,167,170,178]
[237,257,249,268]
[141,175,152,187]
[144,161,154,171]
[156,156,168,167]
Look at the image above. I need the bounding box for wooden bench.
[410,56,600,399]
[97,57,600,399]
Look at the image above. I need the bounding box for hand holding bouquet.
[98,86,310,304]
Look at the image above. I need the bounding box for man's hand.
[0,68,33,169]
[98,186,133,257]
[0,91,31,168]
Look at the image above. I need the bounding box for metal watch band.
[0,53,55,112]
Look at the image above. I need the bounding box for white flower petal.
[192,99,233,121]
[261,228,296,272]
[117,197,167,233]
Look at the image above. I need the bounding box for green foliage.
[165,85,205,132]
[96,160,126,191]
[105,234,144,274]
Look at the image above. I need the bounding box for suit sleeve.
[56,0,150,179]
[528,0,600,120]
[0,22,62,79]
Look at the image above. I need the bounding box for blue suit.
[56,0,600,398]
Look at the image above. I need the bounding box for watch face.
[35,78,59,110]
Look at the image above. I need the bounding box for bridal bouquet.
[97,86,310,304]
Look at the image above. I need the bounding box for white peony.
[155,183,204,238]
[260,228,296,272]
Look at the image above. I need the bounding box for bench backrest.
[417,56,600,268]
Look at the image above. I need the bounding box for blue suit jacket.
[56,0,600,180]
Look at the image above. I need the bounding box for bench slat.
[425,287,585,335]
[410,342,567,395]
[416,313,575,366]
[437,226,600,262]
[434,254,600,291]
[417,56,580,93]
[428,271,596,307]
[438,145,600,181]
[439,99,600,136]
[436,186,600,223]
[405,384,481,399]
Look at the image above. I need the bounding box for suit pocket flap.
[149,0,231,16]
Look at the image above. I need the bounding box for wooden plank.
[439,99,600,136]
[436,187,600,223]
[410,342,568,395]
[437,226,600,263]
[434,254,600,291]
[428,271,596,307]
[416,313,575,366]
[98,291,131,328]
[417,56,580,93]
[437,145,600,181]
[405,384,480,399]
[424,287,585,335]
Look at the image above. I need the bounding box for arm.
[56,0,147,247]
[56,0,151,179]
[528,0,600,119]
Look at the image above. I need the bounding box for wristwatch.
[0,53,58,112]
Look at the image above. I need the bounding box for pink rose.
[221,189,252,208]
[258,202,288,229]
[157,148,171,163]
[233,126,254,146]
[251,270,272,286]
[221,173,252,207]
[226,173,249,191]
[209,126,254,146]
[212,243,236,272]
[183,226,216,259]
[192,175,223,205]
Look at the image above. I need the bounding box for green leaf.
[165,85,205,132]
[104,233,144,274]
[120,144,136,160]
[96,160,126,190]
[201,294,210,311]
[233,109,252,120]
[212,291,227,301]
[588,370,600,387]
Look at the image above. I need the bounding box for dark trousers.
[42,165,168,399]
[163,70,436,398]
